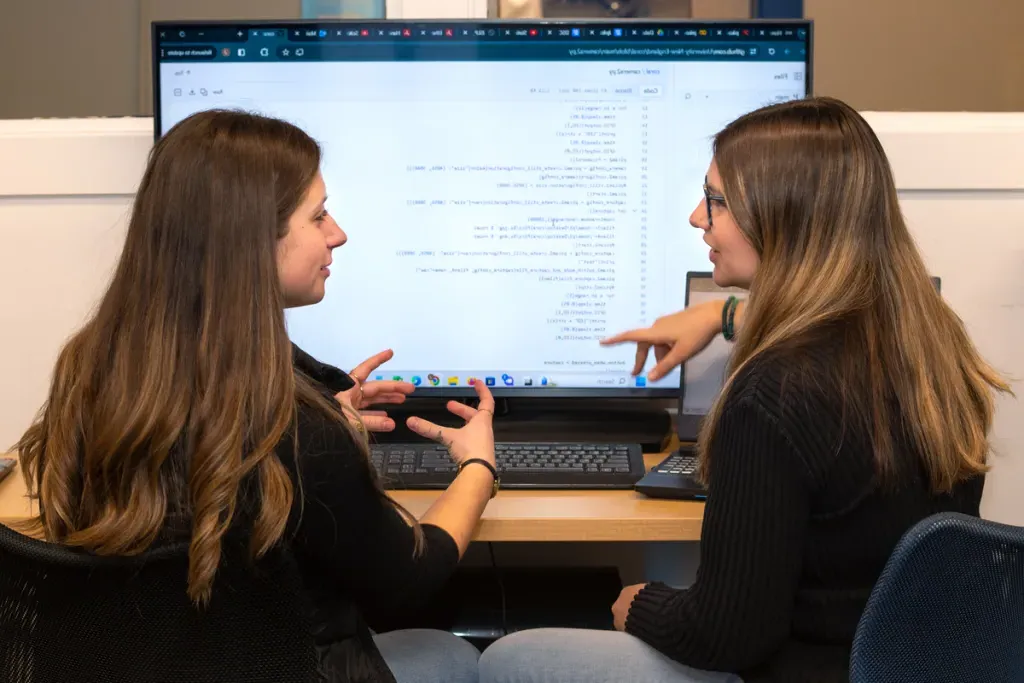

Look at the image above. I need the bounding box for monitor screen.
[153,19,812,397]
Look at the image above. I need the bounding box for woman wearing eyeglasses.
[478,96,1009,683]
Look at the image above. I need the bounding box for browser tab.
[153,20,812,67]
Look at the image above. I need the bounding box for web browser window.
[154,20,810,396]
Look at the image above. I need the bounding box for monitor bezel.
[151,17,814,140]
[150,18,812,400]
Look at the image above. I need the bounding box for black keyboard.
[371,442,646,490]
[651,449,699,476]
[633,447,707,500]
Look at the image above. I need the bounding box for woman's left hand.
[335,349,416,432]
[612,583,647,631]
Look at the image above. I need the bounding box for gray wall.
[0,0,301,119]
[0,0,141,118]
[806,0,1024,113]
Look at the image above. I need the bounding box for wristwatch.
[459,458,500,498]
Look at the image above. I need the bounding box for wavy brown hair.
[14,110,417,605]
[698,96,1011,492]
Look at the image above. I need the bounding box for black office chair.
[0,522,323,682]
[849,511,1024,683]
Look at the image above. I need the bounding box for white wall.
[0,118,150,451]
[1,112,1023,522]
[876,113,1024,524]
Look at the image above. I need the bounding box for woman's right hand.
[405,381,496,469]
[601,300,725,381]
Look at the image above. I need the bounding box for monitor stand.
[369,397,673,453]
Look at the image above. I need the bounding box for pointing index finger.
[600,328,657,346]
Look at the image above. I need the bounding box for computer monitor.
[152,18,812,399]
[677,272,943,441]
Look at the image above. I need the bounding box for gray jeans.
[374,628,481,683]
[478,628,743,683]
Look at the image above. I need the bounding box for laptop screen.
[677,273,746,440]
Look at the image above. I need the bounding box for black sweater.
[287,346,459,629]
[625,339,984,683]
[282,346,461,681]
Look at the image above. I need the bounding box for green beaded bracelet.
[722,296,739,341]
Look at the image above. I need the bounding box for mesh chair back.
[850,512,1024,683]
[0,523,322,683]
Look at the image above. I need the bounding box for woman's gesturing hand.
[412,381,498,556]
[405,381,496,468]
[334,349,415,432]
[600,301,724,381]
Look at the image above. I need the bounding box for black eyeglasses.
[703,176,726,227]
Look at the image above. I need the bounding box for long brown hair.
[15,110,416,605]
[698,96,1011,492]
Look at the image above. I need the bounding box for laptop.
[634,272,745,500]
[634,273,943,500]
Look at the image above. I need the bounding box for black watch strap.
[458,458,500,498]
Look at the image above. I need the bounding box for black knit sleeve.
[625,397,811,672]
[291,343,356,394]
[288,407,459,625]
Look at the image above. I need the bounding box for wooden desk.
[0,451,704,542]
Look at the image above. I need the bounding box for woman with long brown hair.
[14,110,497,683]
[478,96,1011,683]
